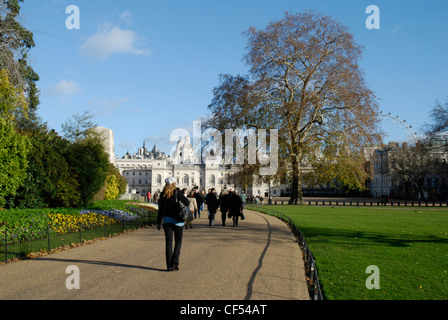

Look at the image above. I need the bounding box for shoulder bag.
[175,191,192,222]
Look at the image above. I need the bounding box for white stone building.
[114,138,288,199]
[97,127,296,199]
[114,137,249,197]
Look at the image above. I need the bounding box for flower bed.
[0,201,158,246]
[79,209,137,223]
[48,212,119,235]
[1,201,159,263]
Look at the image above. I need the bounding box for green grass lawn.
[252,205,448,300]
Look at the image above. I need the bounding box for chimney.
[388,142,398,148]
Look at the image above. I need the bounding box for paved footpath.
[0,210,309,300]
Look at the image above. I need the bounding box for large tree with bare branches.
[388,142,447,200]
[207,11,380,204]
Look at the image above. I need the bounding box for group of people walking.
[172,186,245,229]
[156,177,246,271]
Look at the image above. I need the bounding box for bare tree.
[207,11,380,204]
[425,98,448,144]
[389,142,447,200]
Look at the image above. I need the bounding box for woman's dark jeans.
[163,223,183,269]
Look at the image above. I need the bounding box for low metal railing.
[259,199,447,207]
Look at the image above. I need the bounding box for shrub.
[0,118,30,208]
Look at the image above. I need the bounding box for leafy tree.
[61,111,111,205]
[94,163,127,201]
[305,135,370,191]
[64,137,110,206]
[0,0,40,128]
[207,11,380,204]
[61,111,98,143]
[0,117,29,207]
[104,175,120,200]
[0,66,30,208]
[109,163,127,196]
[12,125,81,208]
[0,69,28,122]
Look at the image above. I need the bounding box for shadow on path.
[35,257,166,272]
[244,213,272,300]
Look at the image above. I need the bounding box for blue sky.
[20,0,448,157]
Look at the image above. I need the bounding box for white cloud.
[87,97,130,116]
[120,10,133,25]
[80,25,151,61]
[47,80,82,96]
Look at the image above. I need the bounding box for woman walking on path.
[157,177,190,271]
[228,188,244,227]
[186,190,198,229]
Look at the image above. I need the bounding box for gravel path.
[0,209,309,300]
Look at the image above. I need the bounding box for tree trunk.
[289,152,304,205]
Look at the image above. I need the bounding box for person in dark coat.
[219,190,229,226]
[194,187,205,218]
[227,188,243,227]
[157,177,190,271]
[205,188,219,226]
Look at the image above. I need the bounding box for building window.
[210,175,215,186]
[156,174,162,185]
[183,174,189,186]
